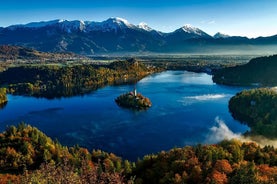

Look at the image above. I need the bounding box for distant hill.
[0,45,84,61]
[213,55,277,86]
[0,18,277,54]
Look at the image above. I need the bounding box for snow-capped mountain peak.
[182,24,201,34]
[214,32,230,39]
[110,17,129,25]
[178,24,211,38]
[7,19,86,33]
[7,19,62,30]
[87,17,136,32]
[138,22,153,31]
[59,20,86,32]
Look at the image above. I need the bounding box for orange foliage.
[0,174,20,184]
[6,147,17,155]
[210,170,228,184]
[257,164,277,183]
[214,159,233,174]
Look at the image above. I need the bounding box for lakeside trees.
[213,55,277,86]
[0,59,160,98]
[229,88,277,138]
[213,54,277,138]
[0,88,7,108]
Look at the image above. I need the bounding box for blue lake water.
[0,71,249,160]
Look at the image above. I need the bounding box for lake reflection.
[0,71,248,160]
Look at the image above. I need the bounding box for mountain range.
[0,17,277,55]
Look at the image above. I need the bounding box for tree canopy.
[0,124,277,183]
[0,88,7,108]
[213,55,277,86]
[229,88,277,138]
[0,59,159,98]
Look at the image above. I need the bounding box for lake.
[0,71,248,160]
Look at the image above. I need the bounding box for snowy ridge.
[6,17,210,36]
[87,17,136,32]
[7,19,86,33]
[1,17,276,54]
[181,24,207,36]
[25,19,65,28]
[59,20,86,33]
[138,22,153,31]
[7,17,139,33]
[7,19,64,30]
[214,32,230,39]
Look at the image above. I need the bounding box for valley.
[1,45,277,184]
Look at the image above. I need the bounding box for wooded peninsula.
[229,88,277,139]
[0,59,160,98]
[213,55,277,86]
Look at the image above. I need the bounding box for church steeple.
[134,87,137,97]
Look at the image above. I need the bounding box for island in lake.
[115,90,152,110]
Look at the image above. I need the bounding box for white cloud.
[186,94,226,101]
[178,94,228,106]
[206,117,240,143]
[205,117,277,147]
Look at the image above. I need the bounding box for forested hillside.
[229,88,277,138]
[0,45,83,61]
[0,124,276,184]
[213,55,277,86]
[0,123,133,183]
[133,139,277,184]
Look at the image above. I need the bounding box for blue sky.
[1,0,277,38]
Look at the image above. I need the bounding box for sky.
[1,0,277,38]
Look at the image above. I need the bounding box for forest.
[0,88,7,108]
[212,55,277,86]
[229,88,277,139]
[0,59,160,98]
[0,123,276,184]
